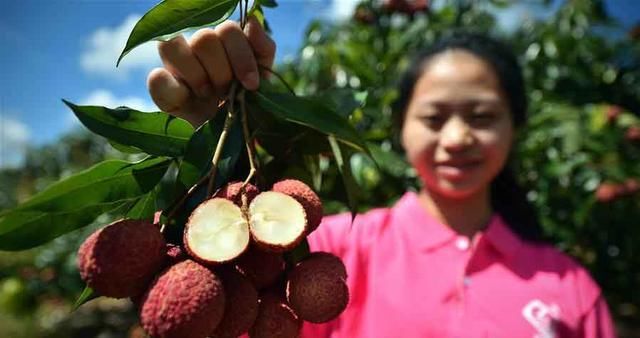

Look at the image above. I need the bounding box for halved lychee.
[272,179,323,234]
[248,191,307,252]
[184,198,250,264]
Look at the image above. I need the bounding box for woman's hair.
[392,31,544,242]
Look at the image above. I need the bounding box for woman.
[146,17,616,338]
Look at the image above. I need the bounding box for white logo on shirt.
[522,299,560,338]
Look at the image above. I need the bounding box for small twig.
[207,82,239,197]
[258,64,296,95]
[239,90,257,187]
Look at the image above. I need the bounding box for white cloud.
[81,15,161,80]
[325,0,360,21]
[80,89,158,112]
[0,114,31,168]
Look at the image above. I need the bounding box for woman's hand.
[147,16,276,126]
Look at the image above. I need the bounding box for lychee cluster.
[77,179,349,338]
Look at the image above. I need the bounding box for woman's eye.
[421,115,444,125]
[470,113,495,124]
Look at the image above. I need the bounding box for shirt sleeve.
[580,295,616,338]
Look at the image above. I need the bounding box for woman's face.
[401,50,514,200]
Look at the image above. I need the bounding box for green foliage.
[118,0,239,65]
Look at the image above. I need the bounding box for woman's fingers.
[190,28,233,97]
[245,16,276,75]
[147,67,190,114]
[216,21,260,90]
[158,35,212,98]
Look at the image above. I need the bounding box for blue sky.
[0,0,638,168]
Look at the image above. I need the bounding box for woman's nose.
[439,116,474,152]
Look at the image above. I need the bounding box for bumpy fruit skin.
[249,292,301,338]
[77,219,166,298]
[210,268,259,338]
[235,245,286,290]
[272,179,323,233]
[286,252,349,323]
[165,244,187,265]
[218,181,260,206]
[140,260,225,338]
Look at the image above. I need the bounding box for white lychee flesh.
[248,191,307,251]
[185,198,250,264]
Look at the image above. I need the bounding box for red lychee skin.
[235,245,286,290]
[77,219,166,298]
[165,243,187,265]
[210,268,259,338]
[218,181,260,207]
[271,179,323,234]
[595,183,622,203]
[623,178,639,195]
[131,243,187,308]
[286,252,349,323]
[626,126,640,142]
[605,105,622,124]
[249,292,302,338]
[140,260,225,338]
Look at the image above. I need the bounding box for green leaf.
[0,158,171,250]
[176,108,243,193]
[328,136,359,221]
[63,100,194,157]
[251,85,369,154]
[126,188,159,220]
[0,202,125,251]
[118,0,239,66]
[258,0,278,8]
[73,286,97,311]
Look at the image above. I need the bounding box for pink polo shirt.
[302,191,615,338]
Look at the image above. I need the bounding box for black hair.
[392,31,544,243]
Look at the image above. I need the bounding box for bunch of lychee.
[76,179,349,338]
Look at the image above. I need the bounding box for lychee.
[77,219,166,298]
[249,292,301,338]
[234,245,286,290]
[272,179,323,234]
[218,181,260,207]
[184,198,250,264]
[248,191,307,252]
[210,268,259,338]
[140,260,225,338]
[595,182,624,203]
[286,252,349,323]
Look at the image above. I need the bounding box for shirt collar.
[392,191,523,260]
[478,213,523,261]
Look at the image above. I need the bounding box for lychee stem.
[239,90,257,188]
[207,81,239,197]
